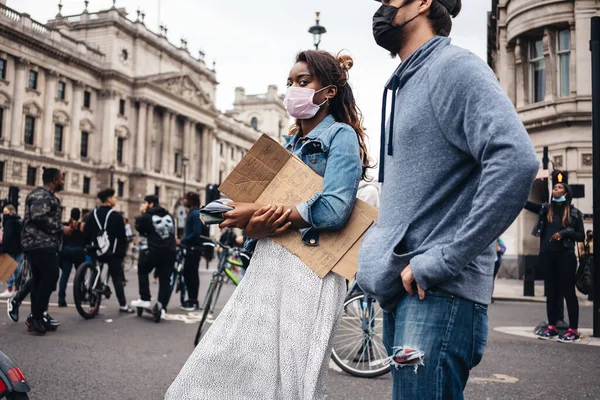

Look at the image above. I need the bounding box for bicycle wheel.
[194,278,216,346]
[73,262,102,320]
[331,293,390,378]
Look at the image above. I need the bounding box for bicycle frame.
[203,249,240,313]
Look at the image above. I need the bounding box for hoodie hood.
[379,35,451,182]
[147,206,169,217]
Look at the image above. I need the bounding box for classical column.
[145,102,155,170]
[135,99,147,170]
[161,110,171,174]
[200,127,208,184]
[10,57,28,148]
[69,81,84,160]
[41,70,58,155]
[189,121,198,181]
[100,89,116,164]
[169,113,177,175]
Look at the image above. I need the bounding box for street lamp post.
[109,165,115,189]
[182,155,189,196]
[308,12,326,50]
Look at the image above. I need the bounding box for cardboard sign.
[0,253,19,283]
[219,134,378,280]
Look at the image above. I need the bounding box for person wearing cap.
[357,0,539,398]
[131,195,176,319]
[525,182,585,343]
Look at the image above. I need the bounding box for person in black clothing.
[179,192,203,311]
[57,208,86,307]
[83,189,134,314]
[19,168,69,334]
[131,195,176,319]
[1,205,23,298]
[525,182,584,343]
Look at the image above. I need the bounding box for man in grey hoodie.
[357,1,539,398]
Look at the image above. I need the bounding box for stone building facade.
[0,2,283,221]
[488,0,594,275]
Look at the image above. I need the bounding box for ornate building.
[0,2,283,220]
[488,0,594,274]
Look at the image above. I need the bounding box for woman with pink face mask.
[167,51,370,400]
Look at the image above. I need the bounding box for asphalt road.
[0,268,598,400]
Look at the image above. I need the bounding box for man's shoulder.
[429,45,492,82]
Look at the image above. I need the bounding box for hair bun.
[337,53,354,72]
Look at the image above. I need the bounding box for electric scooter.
[0,351,30,400]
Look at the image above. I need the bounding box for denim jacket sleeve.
[295,124,362,245]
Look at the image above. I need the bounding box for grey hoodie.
[357,36,538,312]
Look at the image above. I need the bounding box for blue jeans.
[6,254,23,288]
[383,290,488,400]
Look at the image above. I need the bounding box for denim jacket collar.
[283,114,336,151]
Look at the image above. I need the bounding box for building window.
[0,161,4,182]
[0,108,4,138]
[251,117,258,130]
[0,59,6,80]
[26,166,37,186]
[83,91,91,109]
[83,176,91,194]
[117,137,124,163]
[174,152,180,173]
[80,131,89,158]
[28,70,38,90]
[57,81,66,100]
[219,143,223,156]
[24,116,35,145]
[154,185,160,197]
[231,148,235,160]
[54,124,64,153]
[219,170,223,184]
[529,38,546,103]
[558,29,571,97]
[119,99,126,116]
[117,180,124,197]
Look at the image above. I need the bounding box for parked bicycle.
[193,236,250,346]
[330,280,390,378]
[72,246,113,320]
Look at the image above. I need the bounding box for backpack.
[93,208,116,257]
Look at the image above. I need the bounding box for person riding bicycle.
[131,195,177,319]
[179,192,203,312]
[83,189,134,314]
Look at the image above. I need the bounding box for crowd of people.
[0,167,216,334]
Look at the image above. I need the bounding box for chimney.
[234,87,245,104]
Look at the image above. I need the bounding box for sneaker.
[42,312,60,331]
[538,326,559,340]
[0,288,13,299]
[558,328,581,343]
[131,299,151,309]
[180,300,198,312]
[7,298,19,323]
[119,306,135,314]
[25,314,46,335]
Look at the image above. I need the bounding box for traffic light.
[552,170,568,186]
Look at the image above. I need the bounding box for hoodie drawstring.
[379,87,388,183]
[379,77,398,184]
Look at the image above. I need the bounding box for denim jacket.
[283,114,362,246]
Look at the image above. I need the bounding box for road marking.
[471,374,519,384]
[329,359,342,373]
[163,312,215,324]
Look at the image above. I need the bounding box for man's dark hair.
[144,195,159,207]
[42,167,61,185]
[98,188,115,203]
[406,0,461,36]
[71,208,81,220]
[185,192,200,208]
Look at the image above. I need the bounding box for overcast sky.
[10,0,491,164]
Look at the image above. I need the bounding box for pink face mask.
[283,86,330,120]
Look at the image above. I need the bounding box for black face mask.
[373,4,420,55]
